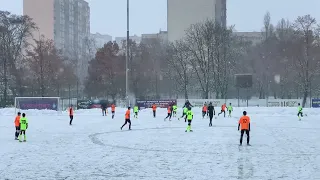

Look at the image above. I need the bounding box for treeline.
[89,12,320,107]
[1,10,320,107]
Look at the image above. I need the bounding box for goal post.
[15,97,60,113]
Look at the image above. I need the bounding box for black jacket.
[207,105,215,115]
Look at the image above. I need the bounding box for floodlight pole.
[126,0,130,107]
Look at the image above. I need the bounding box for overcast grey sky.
[1,0,320,37]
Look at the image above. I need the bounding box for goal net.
[15,97,60,113]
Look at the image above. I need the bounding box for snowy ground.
[0,107,320,180]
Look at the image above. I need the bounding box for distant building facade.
[233,32,263,45]
[115,35,141,48]
[141,31,168,44]
[90,33,112,49]
[167,0,227,42]
[24,0,90,83]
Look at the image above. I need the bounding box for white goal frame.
[15,97,61,113]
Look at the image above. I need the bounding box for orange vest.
[14,116,20,127]
[111,104,115,111]
[202,105,207,111]
[152,105,156,111]
[125,110,130,119]
[69,108,74,115]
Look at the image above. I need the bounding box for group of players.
[119,100,251,145]
[13,100,304,146]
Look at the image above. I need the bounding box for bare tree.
[292,15,320,106]
[0,11,36,106]
[26,36,77,96]
[167,40,191,99]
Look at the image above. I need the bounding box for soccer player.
[111,104,116,119]
[164,105,172,121]
[227,103,233,117]
[218,103,226,117]
[121,107,131,130]
[207,102,215,127]
[19,113,28,142]
[297,103,303,120]
[172,104,177,117]
[14,112,21,140]
[202,103,208,118]
[69,105,74,125]
[238,111,251,146]
[101,103,107,116]
[152,104,157,118]
[185,107,193,132]
[133,105,139,118]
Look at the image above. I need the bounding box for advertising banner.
[312,99,320,108]
[18,98,58,110]
[136,100,177,109]
[77,99,109,109]
[177,99,223,107]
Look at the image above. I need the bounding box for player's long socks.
[186,125,191,131]
[18,134,26,142]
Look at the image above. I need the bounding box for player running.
[14,112,21,140]
[19,113,28,142]
[207,102,215,127]
[185,107,194,132]
[202,103,208,118]
[238,111,251,146]
[179,107,188,122]
[152,104,157,118]
[111,104,116,119]
[172,104,177,117]
[297,103,303,120]
[69,105,74,125]
[164,105,172,121]
[183,100,193,109]
[218,103,226,117]
[133,105,139,118]
[121,107,131,130]
[227,103,233,117]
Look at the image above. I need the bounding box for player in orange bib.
[69,105,74,125]
[202,103,208,118]
[14,112,21,140]
[111,104,116,119]
[164,105,172,121]
[121,107,131,130]
[218,103,226,117]
[238,111,251,146]
[152,104,157,118]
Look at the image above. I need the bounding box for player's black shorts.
[125,119,131,124]
[15,126,20,131]
[112,111,115,114]
[135,112,138,115]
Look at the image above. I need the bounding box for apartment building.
[24,0,90,82]
[167,0,227,42]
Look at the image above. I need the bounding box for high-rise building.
[24,0,90,83]
[24,0,90,56]
[167,0,226,42]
